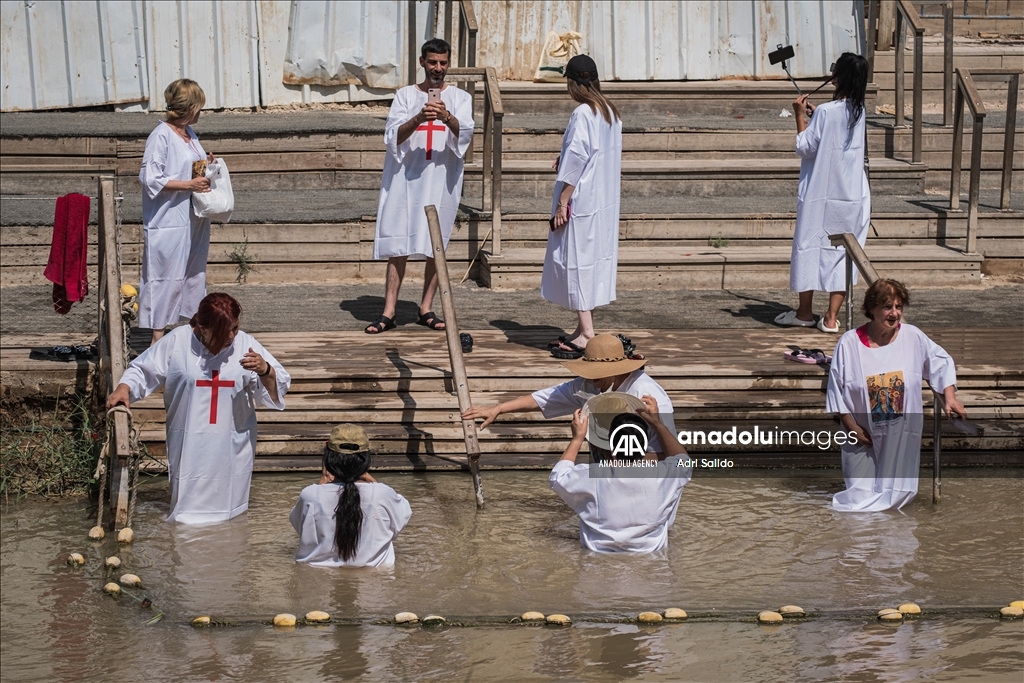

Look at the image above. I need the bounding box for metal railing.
[448,67,504,257]
[950,66,1021,253]
[829,232,945,503]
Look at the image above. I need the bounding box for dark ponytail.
[832,52,868,127]
[323,448,372,561]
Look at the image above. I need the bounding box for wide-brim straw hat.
[562,334,647,380]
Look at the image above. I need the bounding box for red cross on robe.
[415,120,447,160]
[195,370,235,424]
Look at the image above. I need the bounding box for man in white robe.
[111,325,290,524]
[367,38,474,334]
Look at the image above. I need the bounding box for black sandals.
[364,315,396,334]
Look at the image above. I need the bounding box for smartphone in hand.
[427,88,441,104]
[549,203,571,231]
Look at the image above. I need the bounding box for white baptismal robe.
[373,85,474,259]
[791,100,871,293]
[290,482,412,567]
[120,326,290,524]
[549,457,688,553]
[532,369,677,454]
[826,324,957,512]
[138,122,212,329]
[541,104,622,311]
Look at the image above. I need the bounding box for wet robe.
[290,482,412,567]
[119,326,290,524]
[541,103,622,311]
[138,122,212,329]
[826,324,957,512]
[373,85,474,259]
[790,99,871,293]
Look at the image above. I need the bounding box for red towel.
[44,193,90,314]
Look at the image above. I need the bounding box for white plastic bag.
[533,31,583,82]
[192,158,234,223]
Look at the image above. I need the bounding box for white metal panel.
[144,0,261,111]
[1,0,148,112]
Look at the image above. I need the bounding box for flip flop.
[817,318,840,334]
[775,310,817,327]
[547,335,568,350]
[784,348,832,364]
[550,340,585,359]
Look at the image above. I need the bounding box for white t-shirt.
[290,481,412,567]
[549,457,689,553]
[531,369,677,453]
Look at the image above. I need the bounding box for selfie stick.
[769,44,802,95]
[425,204,485,508]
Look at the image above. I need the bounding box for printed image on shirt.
[866,371,905,423]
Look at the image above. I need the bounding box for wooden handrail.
[829,233,879,284]
[894,0,925,162]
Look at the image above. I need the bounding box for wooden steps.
[481,244,984,290]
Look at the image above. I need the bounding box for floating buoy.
[779,605,805,617]
[521,611,545,621]
[88,526,105,540]
[103,582,121,595]
[119,573,141,587]
[192,616,211,627]
[120,283,138,298]
[305,610,330,623]
[663,608,687,620]
[117,528,134,544]
[394,612,418,624]
[66,553,85,566]
[1000,606,1024,619]
[898,603,921,615]
[638,612,663,623]
[878,609,903,622]
[1010,600,1024,610]
[546,614,571,626]
[758,611,784,624]
[273,614,297,627]
[422,615,446,626]
[104,556,121,569]
[131,302,139,314]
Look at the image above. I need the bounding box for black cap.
[565,54,598,85]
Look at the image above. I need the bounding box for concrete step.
[481,244,983,290]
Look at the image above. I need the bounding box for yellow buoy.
[422,615,446,626]
[66,553,85,566]
[119,573,141,587]
[897,602,921,615]
[394,612,419,624]
[521,611,545,621]
[103,582,121,595]
[1010,600,1024,610]
[120,283,138,298]
[758,611,784,624]
[638,612,663,623]
[104,556,121,569]
[999,606,1024,619]
[88,526,105,540]
[663,608,688,620]
[131,302,139,314]
[305,610,330,623]
[273,613,297,627]
[192,616,211,627]
[117,528,134,544]
[546,614,571,626]
[779,605,805,617]
[878,609,903,622]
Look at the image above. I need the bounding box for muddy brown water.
[2,471,1022,682]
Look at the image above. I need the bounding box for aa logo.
[610,417,648,458]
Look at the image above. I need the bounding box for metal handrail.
[448,67,503,257]
[950,66,1021,253]
[827,231,944,503]
[894,0,926,162]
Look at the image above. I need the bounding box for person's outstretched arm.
[462,394,540,429]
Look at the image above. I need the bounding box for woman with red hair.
[107,293,291,524]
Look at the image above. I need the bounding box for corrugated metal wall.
[0,0,863,112]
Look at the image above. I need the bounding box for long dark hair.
[323,448,372,561]
[832,52,868,126]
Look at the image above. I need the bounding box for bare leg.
[150,328,165,346]
[822,291,846,330]
[419,258,445,329]
[568,310,595,348]
[795,291,815,322]
[382,257,407,319]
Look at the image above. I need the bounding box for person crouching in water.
[550,396,690,553]
[290,424,411,567]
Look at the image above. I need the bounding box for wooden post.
[967,113,984,254]
[932,391,942,504]
[912,28,923,163]
[1000,74,1018,211]
[425,205,484,507]
[408,0,418,86]
[866,0,878,81]
[894,10,905,128]
[950,76,965,210]
[942,1,953,127]
[877,0,895,51]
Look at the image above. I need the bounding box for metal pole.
[949,79,964,210]
[425,205,484,507]
[932,391,942,504]
[1000,74,1018,211]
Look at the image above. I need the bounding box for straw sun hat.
[562,334,647,380]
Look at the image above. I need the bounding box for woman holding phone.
[543,55,623,359]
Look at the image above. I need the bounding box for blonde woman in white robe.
[776,53,870,335]
[544,54,623,359]
[139,79,215,346]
